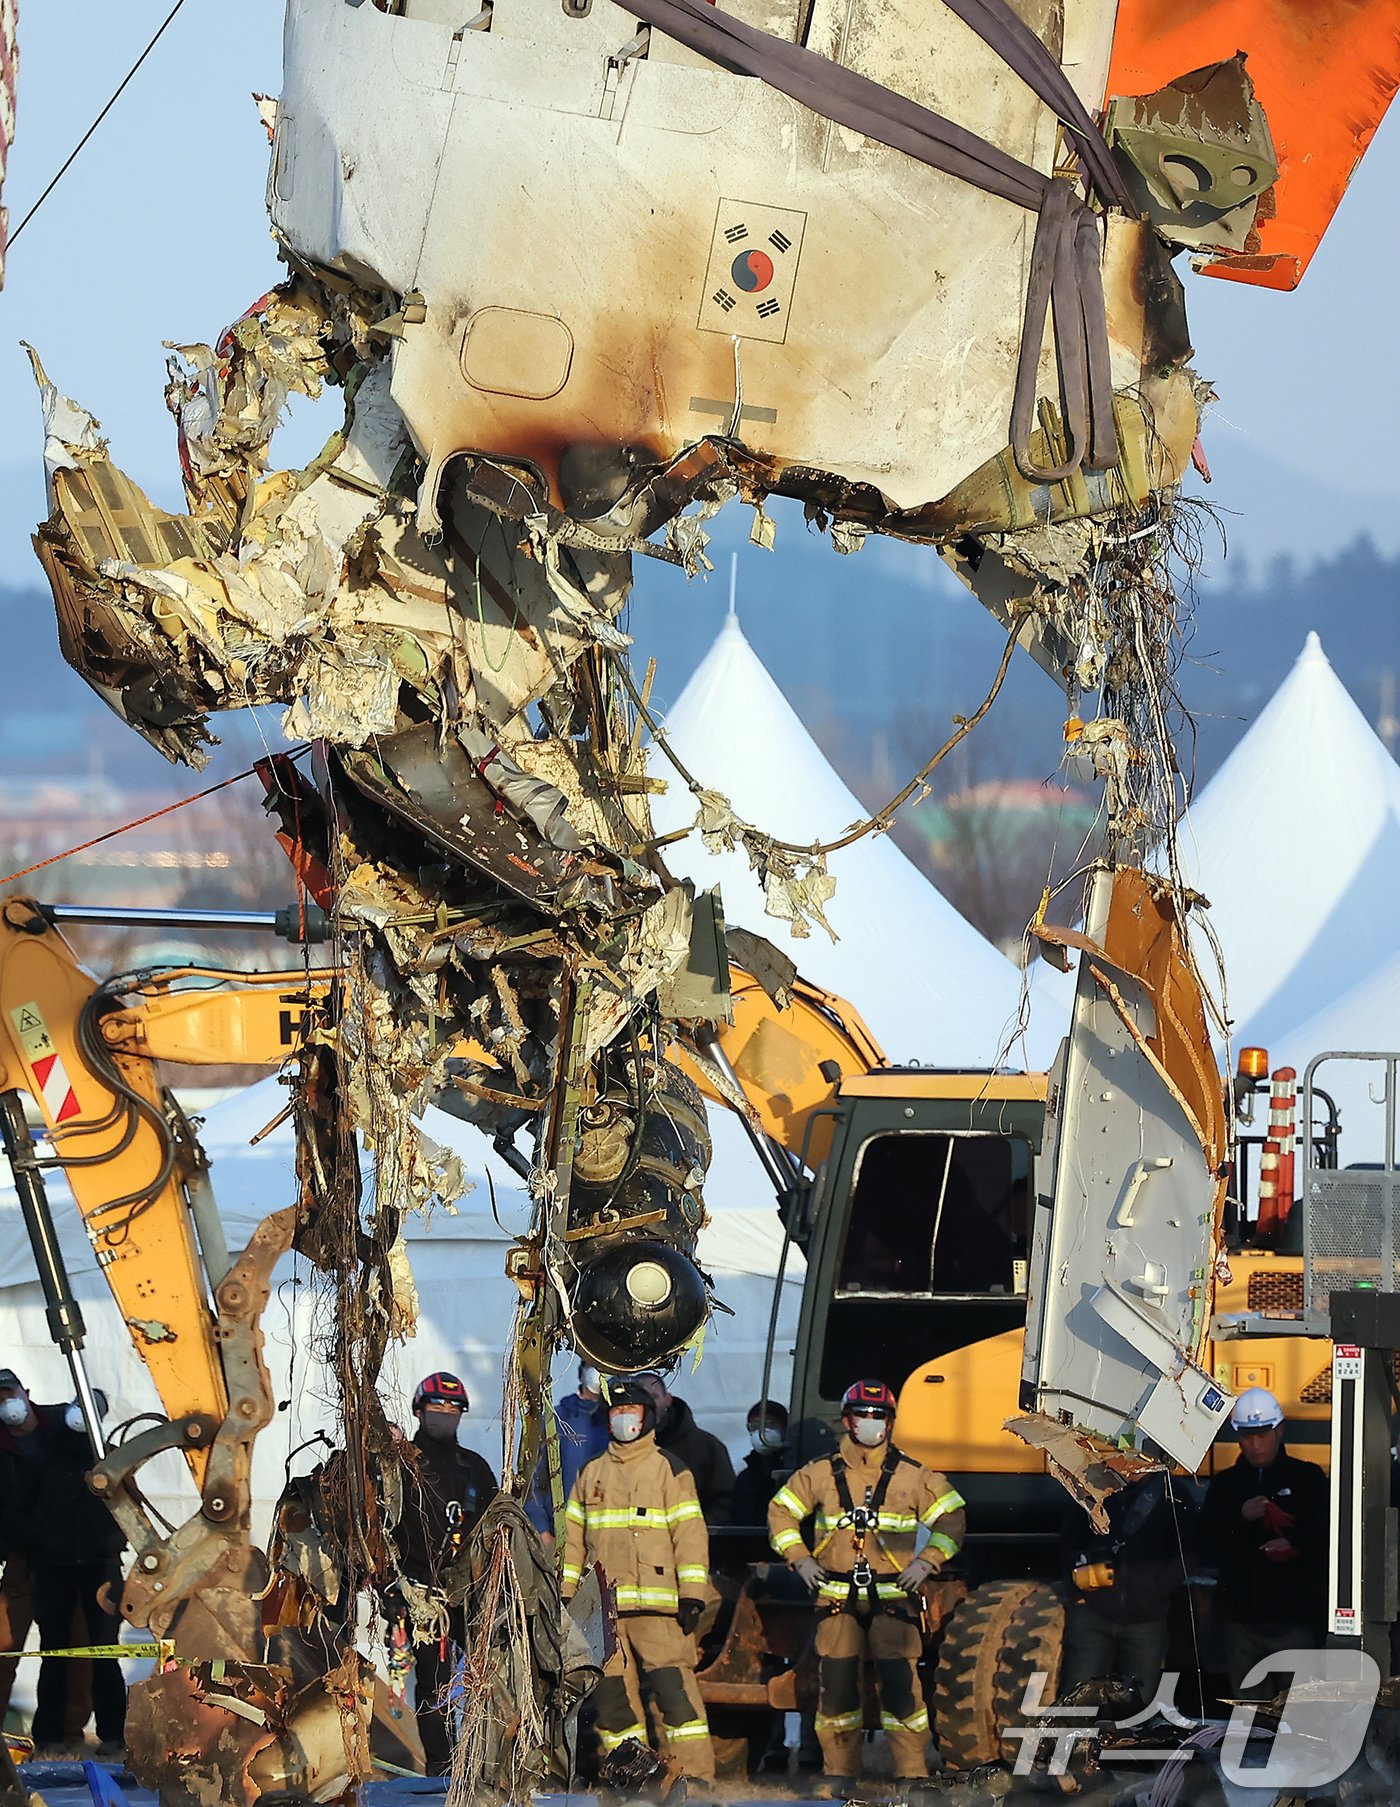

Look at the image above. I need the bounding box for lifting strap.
[623,0,1130,485]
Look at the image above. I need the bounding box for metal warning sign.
[10,1002,82,1124]
[697,199,807,345]
[1334,1345,1364,1381]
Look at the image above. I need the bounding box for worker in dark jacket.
[636,1372,734,1523]
[1199,1387,1329,1695]
[395,1371,498,1774]
[18,1390,126,1756]
[1059,1472,1195,1703]
[730,1400,789,1528]
[1,1371,64,1729]
[525,1363,608,1541]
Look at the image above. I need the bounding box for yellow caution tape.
[0,1642,172,1661]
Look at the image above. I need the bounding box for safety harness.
[816,1445,919,1616]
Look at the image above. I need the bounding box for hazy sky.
[1,0,1397,594]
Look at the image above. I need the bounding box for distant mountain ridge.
[3,528,1397,800]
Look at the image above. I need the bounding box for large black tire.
[932,1581,1064,1769]
[992,1583,1065,1754]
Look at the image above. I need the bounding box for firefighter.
[396,1371,498,1775]
[768,1379,966,1787]
[561,1378,715,1780]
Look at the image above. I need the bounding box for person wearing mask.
[0,1372,92,1744]
[635,1371,734,1524]
[1059,1471,1196,1704]
[0,1370,60,1731]
[19,1390,126,1757]
[768,1379,965,1789]
[394,1371,498,1775]
[732,1400,820,1774]
[730,1400,789,1529]
[1200,1387,1329,1696]
[526,1364,609,1541]
[561,1379,715,1780]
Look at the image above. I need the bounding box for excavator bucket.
[1013,866,1232,1495]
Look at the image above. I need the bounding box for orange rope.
[0,763,263,889]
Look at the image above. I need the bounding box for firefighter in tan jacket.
[768,1379,966,1784]
[561,1379,715,1779]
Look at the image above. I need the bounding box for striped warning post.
[1257,1067,1297,1242]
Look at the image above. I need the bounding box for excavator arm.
[673,929,887,1179]
[0,897,338,1657]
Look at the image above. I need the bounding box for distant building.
[0,772,288,980]
[909,780,1099,855]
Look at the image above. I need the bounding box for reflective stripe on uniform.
[561,1563,583,1587]
[576,1502,702,1529]
[565,1498,588,1524]
[870,1513,919,1532]
[817,1578,904,1602]
[616,1585,680,1609]
[664,1721,711,1741]
[676,1565,708,1586]
[926,1530,959,1559]
[921,1489,965,1525]
[772,1528,805,1553]
[881,1707,929,1734]
[814,1709,863,1733]
[771,1485,807,1519]
[598,1724,648,1751]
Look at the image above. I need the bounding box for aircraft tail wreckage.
[21,0,1400,1797]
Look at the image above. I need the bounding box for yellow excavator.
[672,893,1333,1768]
[0,872,1335,1778]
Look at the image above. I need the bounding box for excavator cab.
[786,1071,1057,1555]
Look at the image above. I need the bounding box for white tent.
[1261,954,1400,1167]
[1177,631,1400,1047]
[0,1079,802,1555]
[648,611,1061,1069]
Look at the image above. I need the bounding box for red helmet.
[840,1379,896,1418]
[413,1371,468,1413]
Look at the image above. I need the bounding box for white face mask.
[610,1407,645,1444]
[579,1366,601,1395]
[849,1414,889,1448]
[64,1404,87,1434]
[750,1426,785,1452]
[0,1397,29,1428]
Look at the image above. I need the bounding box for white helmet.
[1230,1386,1284,1432]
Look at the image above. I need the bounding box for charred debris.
[13,0,1324,1797]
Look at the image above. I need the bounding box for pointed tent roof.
[1178,631,1400,1044]
[1260,960,1400,1167]
[648,613,1059,1067]
[1275,947,1400,1065]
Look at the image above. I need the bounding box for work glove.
[793,1556,826,1594]
[1261,1537,1298,1563]
[1261,1500,1297,1538]
[896,1556,934,1596]
[677,1599,703,1635]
